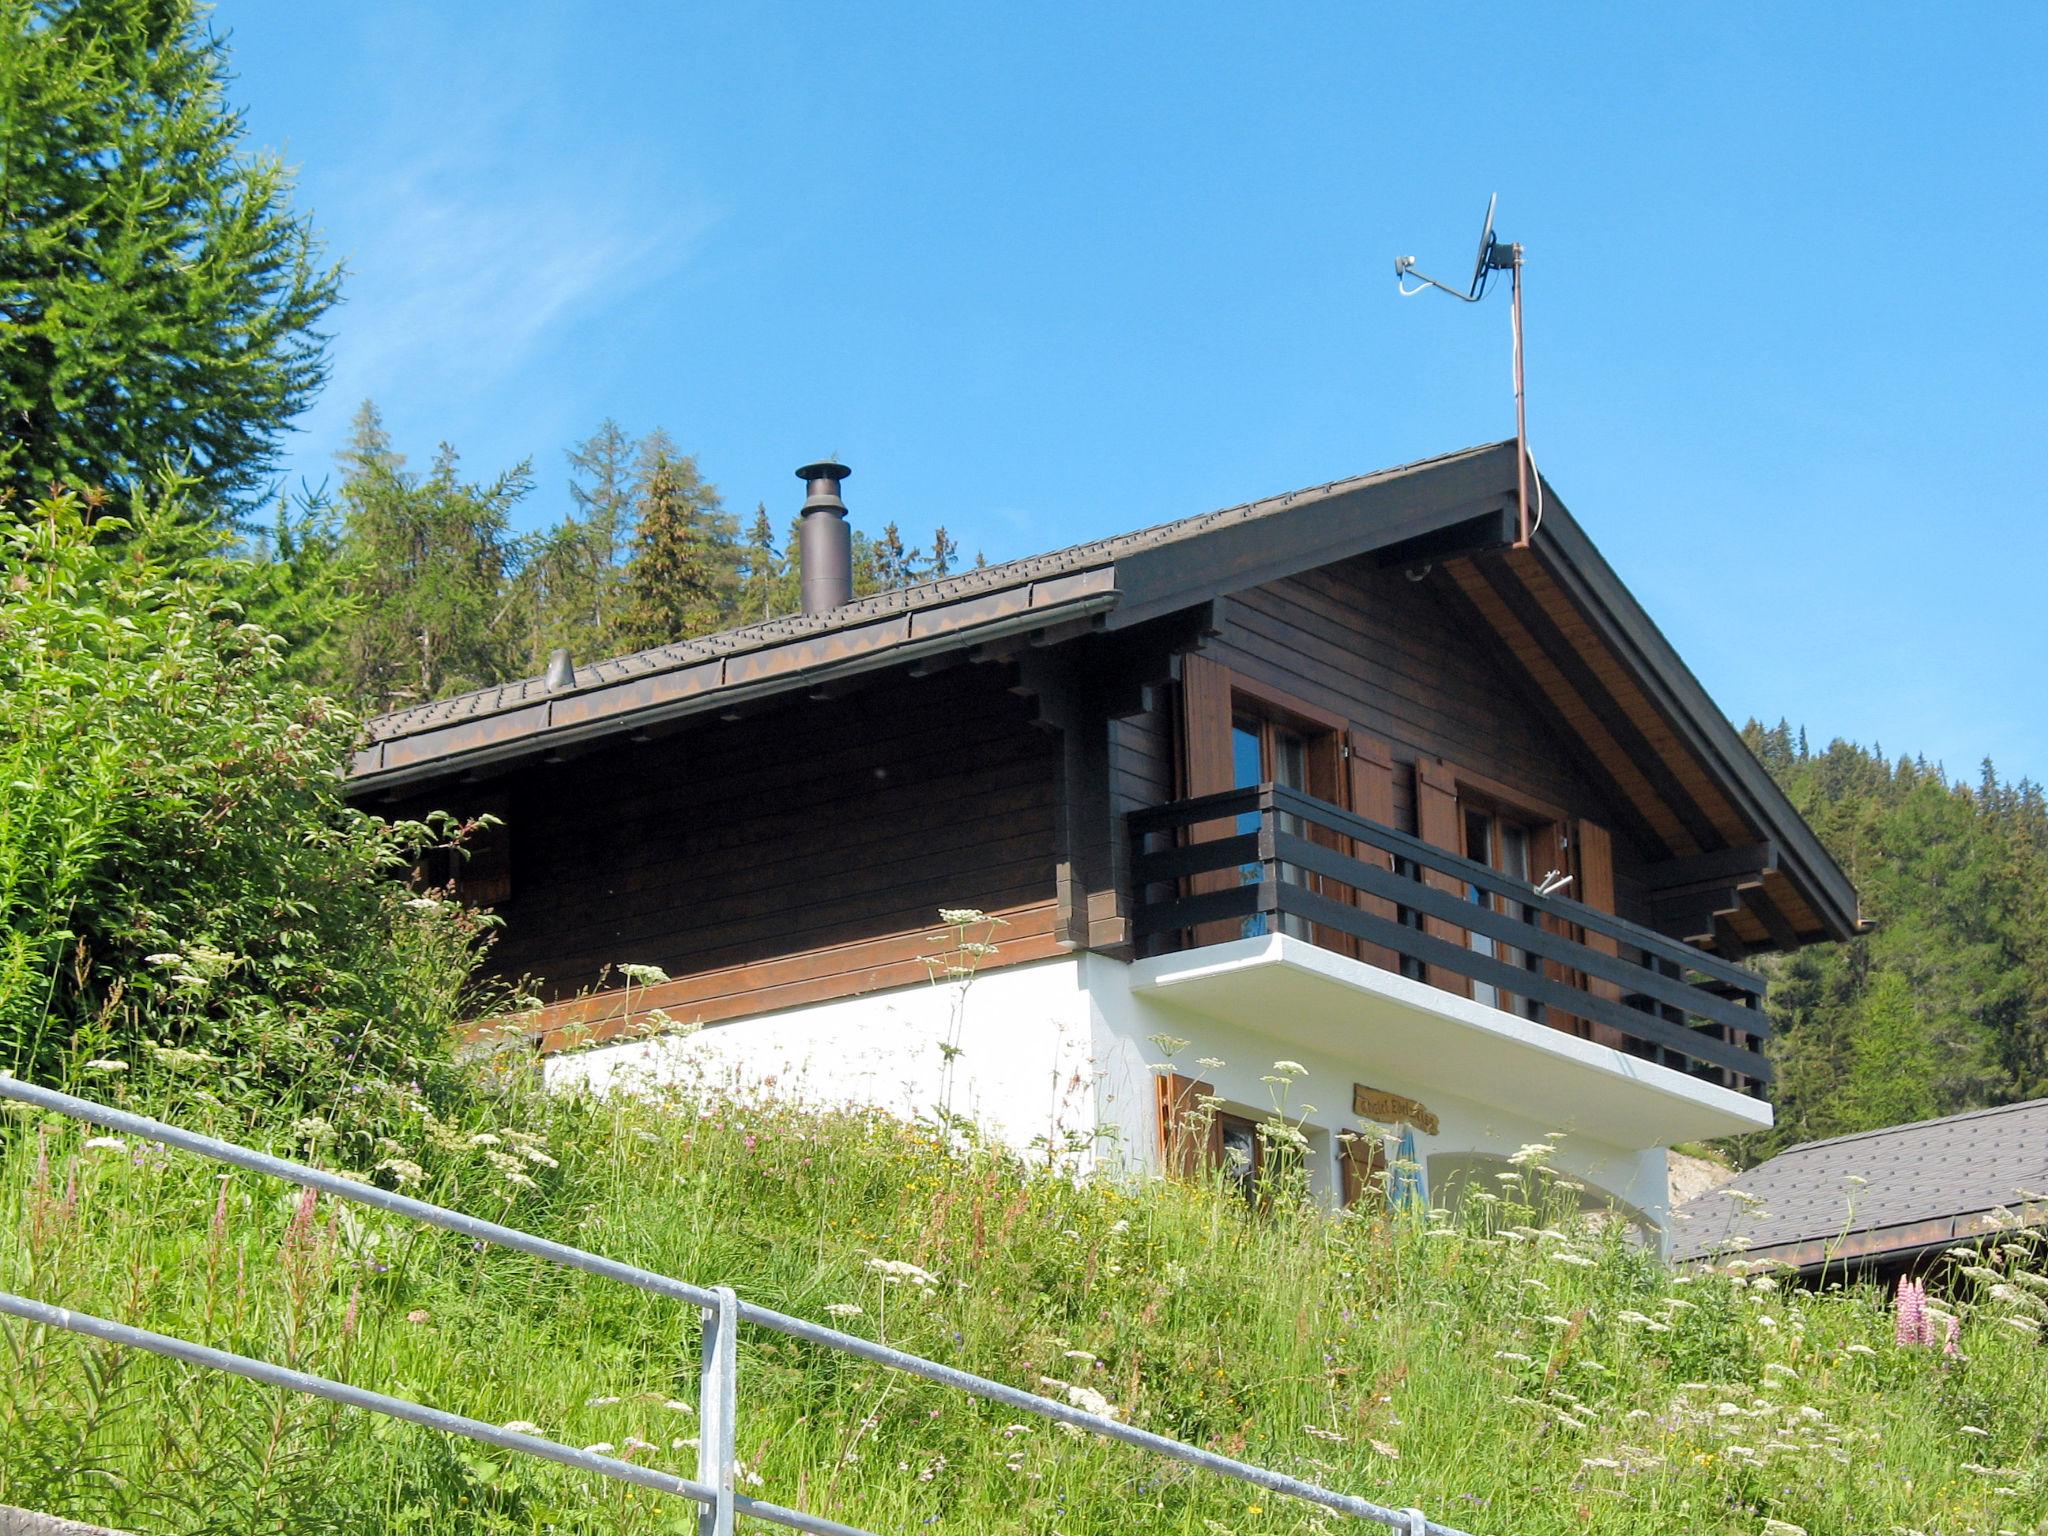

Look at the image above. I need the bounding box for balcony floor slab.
[1129,935,1772,1146]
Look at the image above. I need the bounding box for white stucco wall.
[543,957,1101,1166]
[543,946,1676,1232]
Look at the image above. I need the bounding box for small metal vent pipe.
[795,460,852,615]
[544,648,576,690]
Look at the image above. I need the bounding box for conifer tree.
[614,440,738,649]
[331,403,530,710]
[738,502,781,623]
[0,0,340,511]
[520,420,637,662]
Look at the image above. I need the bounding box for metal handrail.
[0,1077,1474,1536]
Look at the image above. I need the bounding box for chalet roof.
[346,439,1860,946]
[1669,1099,2048,1272]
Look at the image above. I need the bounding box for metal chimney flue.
[795,460,853,615]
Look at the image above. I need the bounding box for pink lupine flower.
[1943,1312,1960,1357]
[1895,1277,1928,1347]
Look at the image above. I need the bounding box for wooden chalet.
[347,444,1861,1235]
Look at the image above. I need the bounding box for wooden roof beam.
[1471,554,1729,857]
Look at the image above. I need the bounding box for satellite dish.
[1391,193,1535,548]
[1467,193,1499,298]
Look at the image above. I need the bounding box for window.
[1231,710,1314,939]
[1217,1111,1264,1200]
[1461,801,1542,1018]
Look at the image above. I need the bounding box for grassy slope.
[2,1070,2045,1536]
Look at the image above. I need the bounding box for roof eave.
[346,584,1119,797]
[1530,487,1862,943]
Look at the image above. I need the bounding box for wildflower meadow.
[4,1061,2045,1536]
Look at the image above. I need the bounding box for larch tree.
[0,0,340,512]
[332,403,530,711]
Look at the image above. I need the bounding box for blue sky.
[218,3,2047,782]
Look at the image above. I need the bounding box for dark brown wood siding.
[405,665,1062,1007]
[1185,555,1658,925]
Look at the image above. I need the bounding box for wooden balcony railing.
[1128,784,1770,1093]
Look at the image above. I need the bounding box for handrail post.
[699,1285,739,1536]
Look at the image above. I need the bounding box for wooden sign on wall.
[1352,1083,1439,1136]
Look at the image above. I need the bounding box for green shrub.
[0,489,490,1139]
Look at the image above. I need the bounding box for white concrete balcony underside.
[1130,934,1772,1145]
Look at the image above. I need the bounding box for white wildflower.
[866,1258,938,1289]
[83,1136,126,1152]
[937,908,988,926]
[617,963,671,985]
[1062,1350,1098,1364]
[468,1133,502,1147]
[582,1442,617,1455]
[586,1395,622,1406]
[1039,1377,1118,1420]
[1302,1424,1345,1443]
[1271,1059,1308,1078]
[825,1303,863,1320]
[84,1059,127,1073]
[501,1420,541,1435]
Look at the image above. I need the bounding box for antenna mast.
[1396,195,1535,548]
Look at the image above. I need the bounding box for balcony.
[1128,784,1770,1100]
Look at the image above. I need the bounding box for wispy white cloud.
[282,8,719,472]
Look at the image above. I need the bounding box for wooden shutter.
[1339,1132,1387,1209]
[1412,758,1471,997]
[1574,819,1628,1048]
[1179,654,1239,947]
[1154,1072,1222,1179]
[1345,730,1399,972]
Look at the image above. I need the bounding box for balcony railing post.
[698,1285,739,1536]
[1259,788,1282,925]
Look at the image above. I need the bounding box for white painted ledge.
[1129,935,1772,1145]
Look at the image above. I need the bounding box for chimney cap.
[795,460,851,482]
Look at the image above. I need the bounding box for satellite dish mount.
[1395,195,1537,548]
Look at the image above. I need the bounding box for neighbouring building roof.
[344,439,1861,945]
[1669,1099,2048,1272]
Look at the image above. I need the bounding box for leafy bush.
[0,489,491,1137]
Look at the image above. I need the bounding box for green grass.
[3,1069,2045,1536]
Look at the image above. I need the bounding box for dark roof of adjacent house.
[1670,1099,2048,1271]
[344,439,1861,945]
